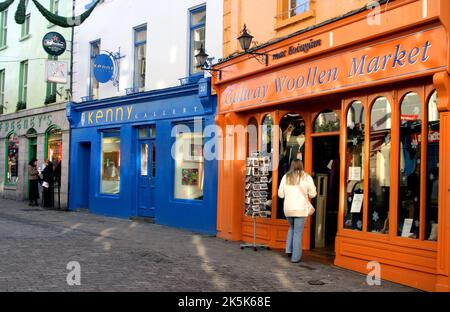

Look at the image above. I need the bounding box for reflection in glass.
[426,91,439,241]
[47,127,62,163]
[141,143,148,176]
[101,130,121,194]
[344,101,364,231]
[368,97,391,234]
[152,143,156,178]
[7,133,19,184]
[174,130,204,200]
[278,113,305,219]
[398,93,422,239]
[314,110,340,133]
[262,115,274,156]
[247,117,258,157]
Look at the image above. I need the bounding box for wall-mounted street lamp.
[195,45,222,80]
[237,24,269,66]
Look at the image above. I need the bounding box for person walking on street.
[42,160,54,208]
[278,159,317,263]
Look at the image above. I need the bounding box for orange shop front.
[212,0,450,291]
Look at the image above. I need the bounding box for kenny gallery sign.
[220,27,447,112]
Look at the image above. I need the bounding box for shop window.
[314,110,340,133]
[247,117,258,157]
[173,123,204,200]
[5,132,19,184]
[100,129,121,195]
[262,114,274,156]
[368,97,391,234]
[278,112,305,219]
[398,93,422,239]
[426,91,439,241]
[46,127,62,163]
[344,101,365,231]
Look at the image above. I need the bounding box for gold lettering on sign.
[105,109,113,122]
[96,111,104,123]
[116,107,124,121]
[88,112,94,124]
[127,106,133,119]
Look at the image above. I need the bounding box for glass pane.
[314,110,340,133]
[190,26,205,75]
[174,130,204,200]
[426,91,439,241]
[48,128,62,163]
[152,143,156,178]
[135,28,147,42]
[150,127,156,138]
[100,130,120,194]
[141,143,148,176]
[139,128,148,139]
[344,101,365,231]
[398,93,422,239]
[290,0,310,17]
[134,44,146,89]
[278,113,305,219]
[368,97,391,234]
[191,9,206,26]
[7,134,19,184]
[247,117,258,157]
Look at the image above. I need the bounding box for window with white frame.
[0,10,7,47]
[133,25,147,91]
[21,0,30,38]
[189,6,206,76]
[19,60,28,104]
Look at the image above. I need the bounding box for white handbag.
[298,185,315,216]
[42,182,49,189]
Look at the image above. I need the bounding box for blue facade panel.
[67,78,218,235]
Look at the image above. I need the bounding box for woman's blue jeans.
[286,217,307,262]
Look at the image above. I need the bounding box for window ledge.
[19,34,31,42]
[0,45,8,51]
[275,10,315,31]
[4,184,17,190]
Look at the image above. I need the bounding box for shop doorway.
[311,135,340,254]
[78,142,91,210]
[27,129,37,200]
[137,127,156,218]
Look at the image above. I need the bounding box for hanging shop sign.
[93,54,116,83]
[220,27,447,112]
[42,32,67,57]
[46,60,68,84]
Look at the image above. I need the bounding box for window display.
[314,110,340,133]
[6,133,19,184]
[174,129,204,200]
[398,93,422,239]
[100,130,121,195]
[426,91,439,241]
[368,97,391,234]
[278,112,305,219]
[47,127,62,163]
[344,101,364,231]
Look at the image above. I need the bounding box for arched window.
[6,132,20,184]
[261,114,274,156]
[278,112,305,220]
[314,110,340,133]
[247,117,258,157]
[344,101,364,231]
[46,126,62,163]
[368,97,391,234]
[426,91,439,241]
[398,92,422,239]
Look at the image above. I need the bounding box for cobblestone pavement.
[0,199,416,292]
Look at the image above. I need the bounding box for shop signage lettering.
[81,106,134,126]
[220,27,446,110]
[0,115,53,134]
[272,39,322,60]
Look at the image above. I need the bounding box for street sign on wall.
[42,32,67,57]
[46,60,69,84]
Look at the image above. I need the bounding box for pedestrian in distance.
[28,158,40,207]
[278,159,317,263]
[42,160,54,208]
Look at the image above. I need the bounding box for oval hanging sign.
[42,32,67,56]
[93,54,115,83]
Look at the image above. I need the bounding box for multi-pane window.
[89,40,100,99]
[189,6,206,75]
[19,60,28,104]
[21,14,30,37]
[133,25,147,91]
[0,70,5,114]
[0,10,7,47]
[289,0,310,18]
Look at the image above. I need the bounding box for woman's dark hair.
[29,158,37,166]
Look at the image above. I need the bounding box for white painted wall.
[73,0,223,102]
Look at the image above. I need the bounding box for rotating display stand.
[240,153,271,252]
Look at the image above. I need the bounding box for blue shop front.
[66,78,218,234]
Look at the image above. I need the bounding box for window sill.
[19,34,31,42]
[0,45,8,51]
[275,10,315,31]
[4,184,17,190]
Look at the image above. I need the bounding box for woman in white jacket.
[278,159,317,263]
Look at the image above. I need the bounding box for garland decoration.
[32,0,100,28]
[14,0,25,24]
[0,0,14,12]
